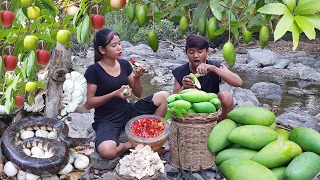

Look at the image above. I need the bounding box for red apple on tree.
[67,6,79,16]
[91,14,105,30]
[36,49,50,65]
[110,0,126,9]
[4,55,18,71]
[15,95,23,107]
[0,10,15,27]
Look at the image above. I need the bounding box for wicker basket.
[115,163,161,180]
[169,109,221,172]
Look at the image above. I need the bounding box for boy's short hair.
[185,35,209,53]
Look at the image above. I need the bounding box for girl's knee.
[153,91,170,106]
[97,141,117,159]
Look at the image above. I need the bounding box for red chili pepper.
[131,118,164,138]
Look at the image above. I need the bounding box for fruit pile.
[164,88,221,121]
[131,117,165,138]
[207,106,320,180]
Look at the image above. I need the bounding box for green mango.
[147,29,159,52]
[259,26,269,49]
[242,26,253,44]
[179,16,188,35]
[197,15,207,36]
[125,3,135,22]
[207,17,217,40]
[135,5,147,27]
[222,41,236,67]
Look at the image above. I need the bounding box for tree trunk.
[45,43,72,118]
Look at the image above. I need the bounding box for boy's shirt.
[172,60,221,94]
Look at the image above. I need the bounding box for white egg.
[35,129,49,138]
[69,151,80,159]
[4,161,18,177]
[23,148,31,156]
[68,156,74,164]
[17,170,27,180]
[58,163,73,175]
[74,154,89,170]
[26,173,40,180]
[31,146,45,157]
[20,131,35,140]
[47,131,58,139]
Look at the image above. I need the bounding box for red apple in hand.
[4,55,18,71]
[36,49,50,65]
[15,95,23,107]
[1,10,15,27]
[91,14,105,30]
[110,0,126,9]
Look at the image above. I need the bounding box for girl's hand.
[182,75,195,89]
[133,66,147,78]
[116,85,131,99]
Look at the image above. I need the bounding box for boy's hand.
[182,75,195,89]
[196,63,214,75]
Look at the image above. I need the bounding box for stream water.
[137,72,320,117]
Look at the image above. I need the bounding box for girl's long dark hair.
[93,28,119,63]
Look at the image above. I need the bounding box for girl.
[84,28,169,159]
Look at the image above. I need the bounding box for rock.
[42,175,59,180]
[79,169,91,180]
[100,172,117,180]
[156,173,168,180]
[233,87,260,107]
[165,164,179,176]
[121,41,134,48]
[236,47,248,54]
[66,113,95,138]
[250,82,283,100]
[89,152,120,170]
[288,63,320,81]
[287,87,312,96]
[273,59,289,69]
[247,49,278,67]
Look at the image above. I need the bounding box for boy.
[172,35,242,119]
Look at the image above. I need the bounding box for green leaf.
[295,0,320,15]
[81,14,90,43]
[36,82,45,89]
[304,15,320,30]
[4,86,13,101]
[163,109,173,122]
[62,15,74,28]
[27,94,35,106]
[274,13,294,41]
[192,2,209,26]
[5,98,14,115]
[0,57,3,84]
[282,0,296,12]
[257,3,290,15]
[10,0,19,12]
[40,0,57,17]
[178,0,198,6]
[26,51,36,79]
[77,21,83,43]
[210,0,223,21]
[247,13,268,32]
[291,21,300,51]
[214,26,227,36]
[34,34,55,43]
[294,16,316,39]
[100,0,111,15]
[15,9,27,27]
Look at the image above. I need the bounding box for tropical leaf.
[192,2,209,26]
[295,0,320,15]
[210,0,223,21]
[258,3,290,15]
[294,15,316,39]
[304,15,320,30]
[274,13,294,41]
[291,22,300,51]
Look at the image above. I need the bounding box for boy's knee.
[154,91,170,101]
[97,141,118,159]
[218,91,233,105]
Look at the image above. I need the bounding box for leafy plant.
[258,0,320,50]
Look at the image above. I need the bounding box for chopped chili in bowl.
[131,117,165,138]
